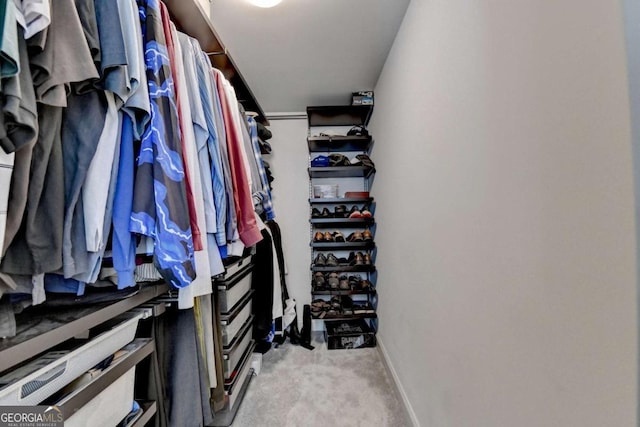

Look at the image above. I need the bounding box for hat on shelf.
[350,154,375,168]
[257,122,273,141]
[311,155,330,167]
[328,153,351,166]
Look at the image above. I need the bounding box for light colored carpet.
[231,335,411,427]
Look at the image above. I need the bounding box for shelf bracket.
[206,49,227,56]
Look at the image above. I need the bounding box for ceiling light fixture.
[247,0,282,8]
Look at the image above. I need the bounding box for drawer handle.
[21,362,67,399]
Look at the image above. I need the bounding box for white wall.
[261,118,312,328]
[369,0,638,426]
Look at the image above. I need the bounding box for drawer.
[0,310,147,405]
[224,341,254,412]
[222,318,254,380]
[217,264,252,313]
[63,366,135,427]
[220,291,253,347]
[45,339,153,425]
[222,254,253,279]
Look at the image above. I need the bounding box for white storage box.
[0,311,144,406]
[62,367,135,427]
[313,184,338,198]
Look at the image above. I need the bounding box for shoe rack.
[306,105,378,349]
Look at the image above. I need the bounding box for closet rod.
[206,50,227,56]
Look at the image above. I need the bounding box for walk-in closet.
[1,0,639,426]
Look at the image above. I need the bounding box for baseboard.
[377,336,421,427]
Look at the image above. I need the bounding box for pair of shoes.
[351,277,372,291]
[314,231,335,242]
[334,205,348,218]
[314,231,346,242]
[312,207,332,218]
[313,253,327,266]
[347,252,372,265]
[312,272,326,290]
[311,299,331,317]
[314,253,339,266]
[346,230,373,242]
[327,272,340,289]
[348,205,373,218]
[347,231,364,242]
[338,275,350,290]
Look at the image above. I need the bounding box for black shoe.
[321,207,332,218]
[334,205,348,218]
[311,208,322,218]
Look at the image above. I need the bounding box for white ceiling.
[209,0,411,114]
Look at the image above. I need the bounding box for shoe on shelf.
[340,295,354,315]
[363,253,372,265]
[327,272,340,290]
[323,231,334,241]
[362,230,373,241]
[311,208,322,218]
[348,275,362,289]
[326,253,340,267]
[333,231,345,242]
[313,272,326,289]
[313,231,325,242]
[348,205,363,218]
[336,254,349,265]
[347,231,364,242]
[334,205,348,218]
[314,253,327,266]
[349,252,364,266]
[321,207,332,218]
[360,205,372,218]
[311,298,330,315]
[360,279,373,290]
[339,275,350,290]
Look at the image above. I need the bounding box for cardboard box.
[351,91,374,106]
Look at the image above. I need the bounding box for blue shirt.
[130,0,195,288]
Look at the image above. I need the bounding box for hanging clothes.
[130,0,195,289]
[247,116,275,220]
[213,69,263,248]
